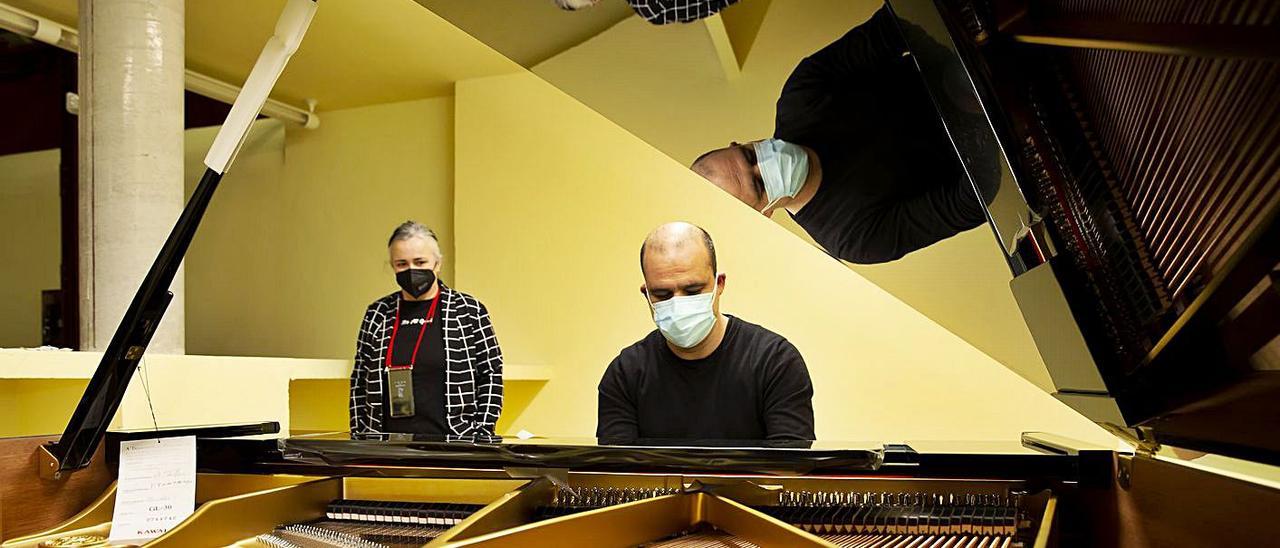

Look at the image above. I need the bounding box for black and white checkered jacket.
[349,283,503,436]
[628,0,741,24]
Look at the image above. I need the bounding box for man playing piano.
[691,5,996,264]
[596,221,816,441]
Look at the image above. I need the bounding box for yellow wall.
[0,149,61,348]
[0,379,87,437]
[452,71,1110,444]
[183,97,456,359]
[532,0,1054,391]
[0,349,352,437]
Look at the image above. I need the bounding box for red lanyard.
[385,295,440,371]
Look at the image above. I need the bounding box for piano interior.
[5,470,1065,548]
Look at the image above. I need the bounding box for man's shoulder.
[726,317,810,381]
[728,316,795,349]
[608,330,665,371]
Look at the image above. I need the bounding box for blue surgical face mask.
[752,138,810,211]
[647,276,719,349]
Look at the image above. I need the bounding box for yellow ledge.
[0,349,552,382]
[0,349,550,438]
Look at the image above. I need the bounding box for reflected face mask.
[752,138,810,210]
[648,279,718,349]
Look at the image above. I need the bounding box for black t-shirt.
[779,6,993,264]
[382,296,448,435]
[596,316,815,441]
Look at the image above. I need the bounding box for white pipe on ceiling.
[0,1,318,128]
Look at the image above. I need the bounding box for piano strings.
[536,486,684,520]
[757,491,1026,548]
[254,499,484,548]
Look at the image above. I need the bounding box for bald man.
[596,222,815,441]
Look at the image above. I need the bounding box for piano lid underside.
[998,0,1280,376]
[1045,0,1280,302]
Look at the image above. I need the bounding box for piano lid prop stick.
[40,0,318,477]
[204,0,317,175]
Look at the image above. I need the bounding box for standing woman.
[349,221,503,436]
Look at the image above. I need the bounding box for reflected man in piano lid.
[597,222,815,443]
[349,221,504,437]
[691,5,998,265]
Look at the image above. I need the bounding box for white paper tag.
[108,436,197,544]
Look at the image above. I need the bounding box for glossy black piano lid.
[190,432,1104,483]
[886,0,1280,463]
[47,168,228,475]
[282,434,883,475]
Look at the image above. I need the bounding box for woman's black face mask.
[396,268,436,298]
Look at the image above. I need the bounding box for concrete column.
[78,0,185,353]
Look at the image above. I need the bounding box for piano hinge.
[1101,422,1160,458]
[37,443,63,480]
[1102,423,1159,491]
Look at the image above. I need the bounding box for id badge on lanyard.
[386,296,439,419]
[388,367,415,418]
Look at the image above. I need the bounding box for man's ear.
[716,273,726,293]
[639,285,648,298]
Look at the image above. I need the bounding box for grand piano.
[3,0,1278,546]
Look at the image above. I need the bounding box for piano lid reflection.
[886,0,1280,462]
[691,5,1000,265]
